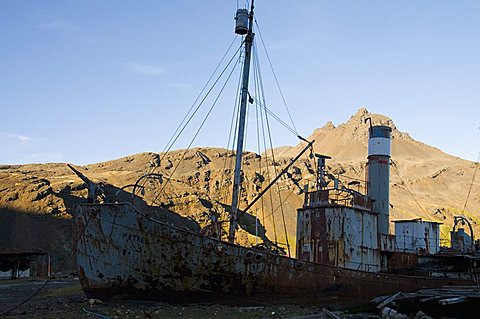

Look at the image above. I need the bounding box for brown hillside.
[1,108,478,270]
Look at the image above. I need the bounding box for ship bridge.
[297,187,385,272]
[303,188,373,211]
[296,124,395,272]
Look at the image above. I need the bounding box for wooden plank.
[442,286,480,290]
[438,296,467,305]
[322,308,343,319]
[376,291,402,309]
[419,296,444,303]
[285,314,326,319]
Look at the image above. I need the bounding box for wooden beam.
[438,296,467,305]
[376,291,402,309]
[322,308,343,319]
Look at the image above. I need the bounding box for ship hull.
[74,203,475,304]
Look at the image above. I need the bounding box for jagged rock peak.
[352,107,369,119]
[347,107,396,131]
[348,108,420,143]
[322,121,335,130]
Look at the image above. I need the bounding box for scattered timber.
[374,286,480,319]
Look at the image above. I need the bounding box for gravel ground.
[0,277,381,319]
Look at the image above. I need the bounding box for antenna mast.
[228,0,255,243]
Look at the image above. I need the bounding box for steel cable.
[149,54,241,210]
[134,38,243,199]
[254,44,291,256]
[218,51,244,207]
[255,19,298,135]
[391,162,449,240]
[462,134,480,213]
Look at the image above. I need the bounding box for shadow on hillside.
[0,172,201,273]
[0,206,74,272]
[0,164,284,273]
[216,202,280,252]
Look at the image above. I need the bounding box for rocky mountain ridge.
[0,108,478,269]
[273,108,450,161]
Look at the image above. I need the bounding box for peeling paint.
[75,202,476,303]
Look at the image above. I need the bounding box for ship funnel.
[367,125,392,235]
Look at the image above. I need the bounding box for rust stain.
[75,202,476,303]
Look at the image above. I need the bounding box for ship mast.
[228,0,255,243]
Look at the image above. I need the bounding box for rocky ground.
[0,277,385,319]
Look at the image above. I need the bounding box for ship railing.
[304,188,372,211]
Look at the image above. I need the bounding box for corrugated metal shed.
[0,251,50,279]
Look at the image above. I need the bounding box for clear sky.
[1,0,479,165]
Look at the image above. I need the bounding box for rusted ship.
[73,1,480,305]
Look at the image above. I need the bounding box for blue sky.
[1,0,479,165]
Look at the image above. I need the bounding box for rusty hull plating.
[74,202,475,304]
[74,129,479,304]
